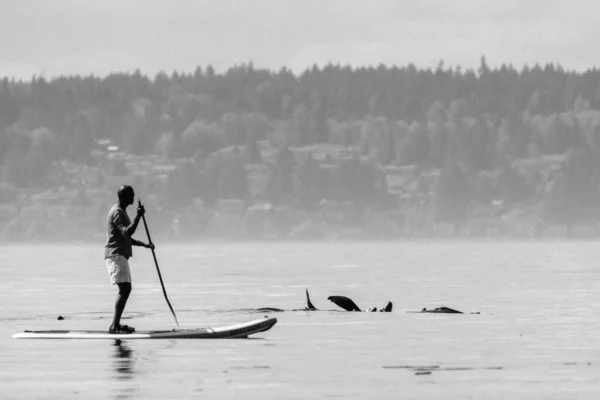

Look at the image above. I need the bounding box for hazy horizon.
[1,0,599,80]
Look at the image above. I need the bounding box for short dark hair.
[117,185,134,202]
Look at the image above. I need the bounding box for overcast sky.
[1,0,598,80]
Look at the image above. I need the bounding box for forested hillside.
[2,57,600,240]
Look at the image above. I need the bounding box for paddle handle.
[138,199,179,327]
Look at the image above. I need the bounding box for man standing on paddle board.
[105,185,154,334]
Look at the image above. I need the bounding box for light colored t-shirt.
[104,204,132,259]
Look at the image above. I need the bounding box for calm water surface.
[1,241,600,399]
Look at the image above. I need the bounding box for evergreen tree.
[0,79,21,163]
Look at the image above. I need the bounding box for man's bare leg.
[109,282,131,331]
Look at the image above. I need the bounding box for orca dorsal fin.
[305,289,317,310]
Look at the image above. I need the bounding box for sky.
[1,0,598,80]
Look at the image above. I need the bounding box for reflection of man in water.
[113,340,134,378]
[104,185,154,334]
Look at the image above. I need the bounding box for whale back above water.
[421,307,463,314]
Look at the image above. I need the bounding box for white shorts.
[105,255,132,285]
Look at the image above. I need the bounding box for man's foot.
[119,324,135,333]
[108,324,135,334]
[109,327,131,334]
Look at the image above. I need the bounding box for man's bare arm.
[115,214,141,238]
[115,207,144,238]
[132,238,154,249]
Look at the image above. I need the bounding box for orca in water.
[255,289,317,312]
[305,288,318,310]
[255,289,393,313]
[417,307,463,314]
[327,295,393,312]
[407,307,480,314]
[252,289,476,314]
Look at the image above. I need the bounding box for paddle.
[138,199,179,327]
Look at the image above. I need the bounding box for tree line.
[2,57,600,231]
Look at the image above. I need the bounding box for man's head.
[117,185,135,206]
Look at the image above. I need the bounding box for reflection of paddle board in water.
[255,289,393,313]
[13,316,277,340]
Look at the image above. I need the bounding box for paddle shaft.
[138,200,179,327]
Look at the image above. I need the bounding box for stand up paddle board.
[13,316,277,340]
